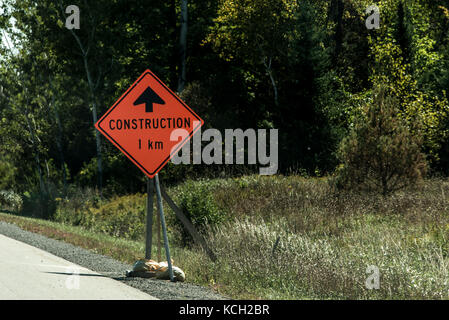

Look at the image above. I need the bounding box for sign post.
[145,177,154,260]
[157,202,161,262]
[154,174,174,282]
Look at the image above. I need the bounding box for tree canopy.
[1,0,449,196]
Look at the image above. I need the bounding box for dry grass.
[184,175,449,299]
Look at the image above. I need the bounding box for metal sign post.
[145,177,154,259]
[154,173,175,282]
[157,204,161,262]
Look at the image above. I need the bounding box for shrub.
[0,190,23,212]
[82,193,146,240]
[335,85,427,195]
[21,189,58,219]
[170,180,225,246]
[54,187,102,226]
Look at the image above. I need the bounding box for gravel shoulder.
[0,221,227,300]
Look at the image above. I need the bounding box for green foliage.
[2,0,449,200]
[83,194,147,240]
[76,154,145,196]
[335,85,427,195]
[206,0,297,63]
[369,1,449,163]
[54,180,226,244]
[21,189,58,219]
[53,187,102,225]
[0,155,16,190]
[56,190,145,240]
[0,190,23,212]
[169,180,225,246]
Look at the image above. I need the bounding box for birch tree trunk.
[169,0,179,88]
[59,0,103,194]
[83,54,103,194]
[24,110,46,198]
[49,89,68,194]
[178,0,188,93]
[263,57,279,107]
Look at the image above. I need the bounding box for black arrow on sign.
[133,86,165,113]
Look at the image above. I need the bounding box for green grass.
[2,174,449,299]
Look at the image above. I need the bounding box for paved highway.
[0,233,157,300]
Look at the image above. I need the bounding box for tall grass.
[38,175,449,299]
[192,176,449,299]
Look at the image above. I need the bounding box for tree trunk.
[49,80,68,194]
[24,112,46,199]
[60,0,103,195]
[263,57,279,107]
[53,108,67,194]
[397,2,409,62]
[83,54,103,195]
[169,0,179,89]
[267,68,279,107]
[177,0,188,93]
[329,0,344,64]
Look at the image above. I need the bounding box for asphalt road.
[0,233,157,300]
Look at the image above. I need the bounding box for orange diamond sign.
[95,69,203,178]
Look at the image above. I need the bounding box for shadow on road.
[43,271,125,280]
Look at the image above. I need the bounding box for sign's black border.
[95,70,203,177]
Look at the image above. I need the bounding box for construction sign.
[95,69,203,178]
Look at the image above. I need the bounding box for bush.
[335,85,427,195]
[55,188,146,240]
[54,187,102,226]
[0,190,23,212]
[170,180,225,246]
[82,193,146,240]
[21,189,58,219]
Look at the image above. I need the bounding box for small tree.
[335,85,427,196]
